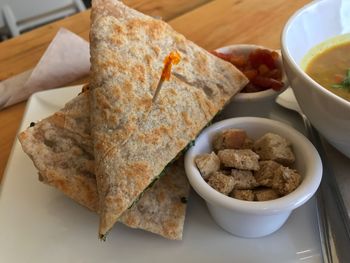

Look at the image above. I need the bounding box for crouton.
[254,160,281,187]
[195,152,220,179]
[218,149,260,170]
[253,133,295,166]
[272,166,301,195]
[231,169,258,189]
[207,172,235,195]
[241,137,254,149]
[212,129,247,151]
[254,188,280,201]
[230,189,254,201]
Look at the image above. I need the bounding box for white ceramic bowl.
[215,45,288,119]
[281,0,350,158]
[185,117,322,238]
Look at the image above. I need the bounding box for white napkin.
[0,28,90,110]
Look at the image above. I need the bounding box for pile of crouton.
[195,129,301,201]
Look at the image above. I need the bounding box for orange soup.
[305,41,350,102]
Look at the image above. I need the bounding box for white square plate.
[0,86,323,262]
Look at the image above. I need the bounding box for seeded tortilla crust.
[89,0,248,236]
[18,92,189,240]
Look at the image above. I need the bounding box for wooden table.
[0,0,310,182]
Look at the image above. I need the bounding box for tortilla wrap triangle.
[89,0,248,236]
[18,91,189,240]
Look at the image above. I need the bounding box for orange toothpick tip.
[161,51,181,81]
[153,51,181,103]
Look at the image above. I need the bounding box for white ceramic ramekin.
[185,117,322,238]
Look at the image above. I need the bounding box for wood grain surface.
[170,0,308,50]
[124,0,210,20]
[0,0,310,182]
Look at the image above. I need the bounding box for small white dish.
[215,44,288,119]
[185,117,322,238]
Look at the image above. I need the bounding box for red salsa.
[212,49,284,93]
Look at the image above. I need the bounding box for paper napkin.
[0,28,90,110]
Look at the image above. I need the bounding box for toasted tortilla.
[18,91,189,240]
[89,0,248,236]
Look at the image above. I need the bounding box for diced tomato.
[228,53,247,68]
[211,48,284,93]
[251,76,273,88]
[242,69,258,80]
[266,69,282,80]
[249,49,277,69]
[334,74,345,83]
[258,64,270,76]
[270,79,284,91]
[251,76,284,91]
[271,51,279,60]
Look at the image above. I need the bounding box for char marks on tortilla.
[18,91,190,240]
[89,0,248,236]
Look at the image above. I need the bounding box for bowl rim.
[281,0,350,107]
[184,117,323,215]
[215,44,288,101]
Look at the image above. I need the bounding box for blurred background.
[83,0,92,8]
[0,0,92,41]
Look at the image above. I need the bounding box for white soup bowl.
[281,0,350,158]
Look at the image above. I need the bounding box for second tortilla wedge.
[18,91,190,240]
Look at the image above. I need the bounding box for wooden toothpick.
[152,51,181,103]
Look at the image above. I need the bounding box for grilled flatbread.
[89,0,248,236]
[18,91,189,240]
